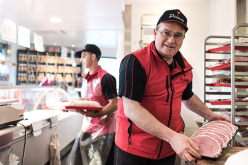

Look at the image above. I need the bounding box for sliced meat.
[208,120,238,134]
[190,121,238,158]
[199,125,232,139]
[193,132,224,147]
[194,129,229,147]
[191,135,222,158]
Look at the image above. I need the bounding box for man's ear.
[91,54,97,60]
[153,29,157,40]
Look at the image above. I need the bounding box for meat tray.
[207,100,248,105]
[210,83,248,88]
[207,62,248,72]
[42,106,103,111]
[64,106,103,110]
[206,45,248,53]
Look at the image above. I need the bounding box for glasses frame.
[158,29,185,41]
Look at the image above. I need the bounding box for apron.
[67,71,116,165]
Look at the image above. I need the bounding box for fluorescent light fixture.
[72,44,75,47]
[49,17,62,23]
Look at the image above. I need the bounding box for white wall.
[130,2,210,136]
[209,0,236,35]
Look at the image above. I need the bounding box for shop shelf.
[206,45,248,53]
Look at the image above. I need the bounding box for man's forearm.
[123,97,176,143]
[182,94,214,120]
[101,97,118,116]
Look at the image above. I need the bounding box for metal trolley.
[203,23,248,146]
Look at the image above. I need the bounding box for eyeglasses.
[158,30,184,41]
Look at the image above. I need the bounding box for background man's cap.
[76,44,101,57]
[157,9,188,31]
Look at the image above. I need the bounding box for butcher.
[66,44,118,165]
[115,9,230,165]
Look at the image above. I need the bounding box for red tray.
[45,106,103,111]
[206,45,248,53]
[64,106,103,110]
[208,62,248,71]
[207,100,248,105]
[211,83,248,88]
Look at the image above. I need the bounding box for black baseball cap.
[76,44,101,60]
[157,9,188,31]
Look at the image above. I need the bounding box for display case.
[203,23,248,147]
[17,50,82,88]
[0,86,83,164]
[0,86,80,111]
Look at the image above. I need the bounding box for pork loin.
[190,120,238,158]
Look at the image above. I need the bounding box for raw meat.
[191,135,222,158]
[61,100,103,108]
[194,129,229,147]
[190,121,238,158]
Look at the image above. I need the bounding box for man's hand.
[76,109,103,118]
[207,112,231,122]
[169,133,201,162]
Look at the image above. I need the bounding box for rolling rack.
[139,14,158,48]
[203,23,248,147]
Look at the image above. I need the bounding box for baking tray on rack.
[207,100,248,105]
[207,62,248,71]
[206,45,248,53]
[207,83,248,88]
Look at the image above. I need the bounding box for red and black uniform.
[67,66,117,165]
[115,41,193,164]
[81,66,117,134]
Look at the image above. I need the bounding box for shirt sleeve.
[182,81,194,100]
[101,74,117,100]
[118,54,147,103]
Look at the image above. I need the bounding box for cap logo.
[177,11,181,15]
[169,13,184,22]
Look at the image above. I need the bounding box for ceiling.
[0,0,124,57]
[0,0,210,57]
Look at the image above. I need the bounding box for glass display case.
[0,86,80,111]
[0,86,82,165]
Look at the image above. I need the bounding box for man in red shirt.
[66,44,118,165]
[115,9,230,165]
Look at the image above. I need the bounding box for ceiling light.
[72,44,75,47]
[49,17,62,23]
[53,43,56,45]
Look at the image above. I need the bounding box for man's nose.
[167,34,176,43]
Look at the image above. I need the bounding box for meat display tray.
[207,100,248,105]
[64,106,103,110]
[43,106,103,111]
[208,83,248,88]
[207,61,248,71]
[206,45,248,53]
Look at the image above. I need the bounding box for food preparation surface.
[197,147,248,165]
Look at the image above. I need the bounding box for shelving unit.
[139,14,158,48]
[16,49,82,88]
[203,23,248,147]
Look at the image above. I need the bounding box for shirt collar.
[84,65,102,79]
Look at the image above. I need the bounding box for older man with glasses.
[115,9,230,165]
